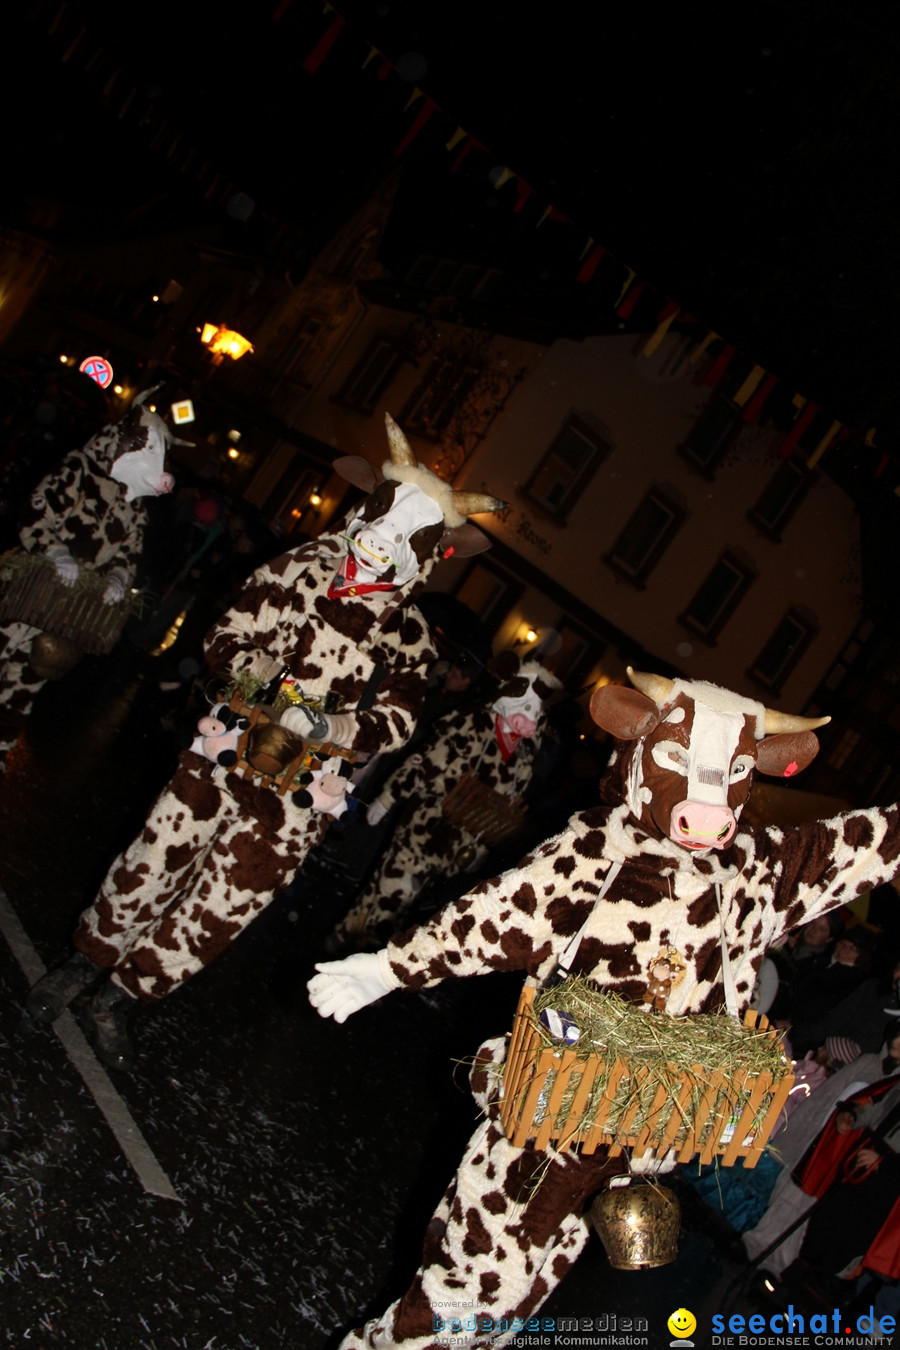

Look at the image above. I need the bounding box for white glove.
[102,570,127,605]
[366,799,389,827]
[307,949,401,1023]
[46,545,79,587]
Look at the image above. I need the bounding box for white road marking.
[0,885,180,1202]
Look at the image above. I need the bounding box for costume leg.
[74,761,322,1000]
[336,807,453,942]
[0,620,45,759]
[339,1120,622,1349]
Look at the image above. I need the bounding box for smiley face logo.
[667,1308,697,1339]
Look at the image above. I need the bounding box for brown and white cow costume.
[309,669,900,1349]
[25,413,505,1070]
[0,391,175,766]
[333,660,563,946]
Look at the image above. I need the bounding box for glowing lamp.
[199,323,253,363]
[309,491,323,508]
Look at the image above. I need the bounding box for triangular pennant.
[703,343,736,387]
[733,364,766,407]
[513,179,535,213]
[779,401,819,457]
[394,96,437,157]
[491,167,514,189]
[689,331,720,364]
[451,136,486,172]
[301,12,346,74]
[404,88,423,112]
[741,372,778,424]
[807,419,843,468]
[576,243,606,284]
[614,269,636,309]
[643,301,680,356]
[445,126,467,152]
[362,44,380,69]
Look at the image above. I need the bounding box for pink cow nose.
[669,800,736,850]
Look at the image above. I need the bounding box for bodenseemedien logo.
[668,1307,696,1347]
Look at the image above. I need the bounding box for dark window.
[679,396,741,473]
[276,317,323,378]
[524,415,609,520]
[401,358,481,440]
[606,487,685,585]
[749,459,810,538]
[335,338,404,413]
[453,560,521,631]
[682,551,754,641]
[749,608,816,691]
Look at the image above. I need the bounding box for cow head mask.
[333,413,506,588]
[590,667,830,852]
[492,659,563,739]
[106,387,186,501]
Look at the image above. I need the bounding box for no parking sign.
[79,355,114,388]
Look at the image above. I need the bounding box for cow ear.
[590,685,661,740]
[755,730,821,778]
[441,523,492,558]
[333,456,382,493]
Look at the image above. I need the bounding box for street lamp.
[198,323,254,366]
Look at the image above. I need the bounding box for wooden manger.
[500,981,793,1166]
[441,770,526,847]
[0,552,135,655]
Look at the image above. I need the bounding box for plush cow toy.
[332,658,563,947]
[190,703,250,768]
[26,413,505,1073]
[308,668,900,1350]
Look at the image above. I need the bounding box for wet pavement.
[1,650,781,1349]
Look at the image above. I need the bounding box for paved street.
[1,650,767,1349]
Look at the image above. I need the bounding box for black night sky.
[5,0,900,442]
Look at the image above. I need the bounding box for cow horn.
[451,490,508,517]
[384,412,417,466]
[763,708,831,734]
[626,666,675,704]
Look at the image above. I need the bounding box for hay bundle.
[500,978,793,1164]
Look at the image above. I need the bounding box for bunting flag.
[394,95,437,156]
[513,178,535,213]
[703,343,736,387]
[576,242,606,283]
[807,419,843,469]
[643,301,680,356]
[779,401,820,458]
[301,10,346,73]
[31,0,900,489]
[732,363,766,407]
[536,205,570,227]
[689,331,720,364]
[450,135,485,172]
[741,371,778,424]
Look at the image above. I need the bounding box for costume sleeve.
[760,804,900,942]
[18,452,86,553]
[202,554,317,685]
[382,822,599,990]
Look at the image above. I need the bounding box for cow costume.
[333,660,563,946]
[309,668,900,1349]
[25,414,505,1071]
[0,391,175,767]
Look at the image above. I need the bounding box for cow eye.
[730,756,754,782]
[668,748,688,769]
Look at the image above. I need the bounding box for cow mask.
[108,388,182,502]
[493,660,563,738]
[333,413,507,588]
[590,667,830,853]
